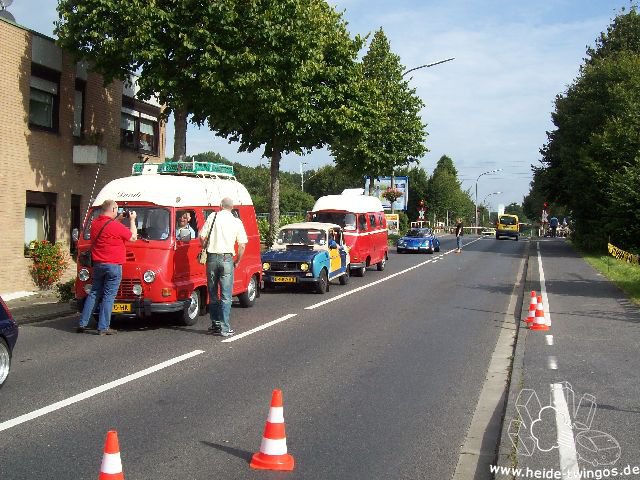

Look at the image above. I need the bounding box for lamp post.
[481,191,501,226]
[300,161,308,192]
[475,169,502,231]
[402,57,455,78]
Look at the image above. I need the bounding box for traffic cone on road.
[250,389,295,471]
[526,291,537,324]
[99,430,124,480]
[530,295,549,331]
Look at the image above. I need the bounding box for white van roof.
[311,194,384,214]
[93,174,253,207]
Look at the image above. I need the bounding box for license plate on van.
[112,303,132,313]
[273,276,296,283]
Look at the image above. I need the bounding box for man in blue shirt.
[549,217,559,237]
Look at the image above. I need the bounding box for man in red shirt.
[77,199,137,335]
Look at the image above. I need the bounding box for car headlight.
[300,263,309,271]
[84,284,92,294]
[398,240,405,246]
[143,270,156,283]
[132,284,143,296]
[263,262,271,271]
[78,268,90,282]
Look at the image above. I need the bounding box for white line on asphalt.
[0,350,205,433]
[221,314,298,343]
[305,238,483,310]
[546,334,554,346]
[547,356,558,370]
[537,242,552,326]
[551,383,580,478]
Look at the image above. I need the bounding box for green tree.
[188,0,363,242]
[303,165,363,199]
[425,155,472,224]
[330,29,427,192]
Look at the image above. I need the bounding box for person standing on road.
[455,218,464,253]
[549,216,559,238]
[200,197,248,337]
[77,200,137,335]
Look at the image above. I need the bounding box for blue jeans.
[456,235,462,250]
[79,263,122,331]
[207,254,234,332]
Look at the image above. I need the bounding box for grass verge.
[579,250,640,306]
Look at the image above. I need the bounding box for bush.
[29,240,69,289]
[56,278,76,302]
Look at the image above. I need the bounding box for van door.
[173,208,201,290]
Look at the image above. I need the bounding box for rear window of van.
[498,216,517,225]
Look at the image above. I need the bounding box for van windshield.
[311,212,356,230]
[83,207,171,241]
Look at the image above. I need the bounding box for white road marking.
[221,314,298,343]
[0,350,205,433]
[547,356,558,370]
[545,334,554,346]
[306,238,482,311]
[537,242,552,326]
[551,383,580,478]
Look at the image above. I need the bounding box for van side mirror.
[72,228,79,242]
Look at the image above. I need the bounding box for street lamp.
[481,191,501,225]
[402,57,455,77]
[475,169,502,231]
[300,161,308,192]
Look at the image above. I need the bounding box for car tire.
[376,256,386,271]
[435,245,440,252]
[339,267,350,285]
[353,265,366,277]
[316,269,329,294]
[176,289,201,326]
[238,274,258,307]
[0,337,11,388]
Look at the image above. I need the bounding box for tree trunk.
[269,149,282,245]
[173,108,188,161]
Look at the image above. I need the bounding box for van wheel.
[316,269,329,294]
[177,289,200,326]
[353,265,366,277]
[376,257,386,271]
[238,275,258,307]
[0,338,11,388]
[339,267,350,285]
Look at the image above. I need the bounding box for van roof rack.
[132,161,235,178]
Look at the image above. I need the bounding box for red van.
[309,193,388,276]
[73,161,262,325]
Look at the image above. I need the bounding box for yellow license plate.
[273,276,297,283]
[112,303,132,313]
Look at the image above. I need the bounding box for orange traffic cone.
[526,291,537,323]
[530,295,549,331]
[99,430,124,480]
[250,389,295,471]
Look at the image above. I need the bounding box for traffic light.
[543,202,548,209]
[419,199,425,207]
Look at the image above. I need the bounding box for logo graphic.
[508,382,621,466]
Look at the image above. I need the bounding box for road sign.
[541,210,548,223]
[418,208,425,220]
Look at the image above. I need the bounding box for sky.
[9,0,629,208]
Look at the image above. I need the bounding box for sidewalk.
[4,290,76,325]
[495,239,640,479]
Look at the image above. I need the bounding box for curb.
[9,302,76,325]
[493,240,534,479]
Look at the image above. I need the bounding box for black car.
[0,296,19,388]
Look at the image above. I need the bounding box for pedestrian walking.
[77,200,137,335]
[455,218,464,253]
[200,197,248,337]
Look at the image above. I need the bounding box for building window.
[25,191,57,254]
[120,110,159,155]
[73,79,86,137]
[29,65,60,132]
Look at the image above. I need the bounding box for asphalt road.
[0,234,527,480]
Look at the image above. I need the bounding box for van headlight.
[143,270,156,283]
[263,262,271,271]
[300,263,309,271]
[78,268,90,282]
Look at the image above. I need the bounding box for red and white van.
[309,193,388,276]
[73,161,262,325]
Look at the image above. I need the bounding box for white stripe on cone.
[101,452,123,475]
[259,437,288,456]
[267,407,284,423]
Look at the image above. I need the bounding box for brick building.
[0,18,166,295]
